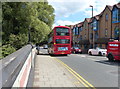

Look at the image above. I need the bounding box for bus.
[107,41,120,61]
[48,26,72,55]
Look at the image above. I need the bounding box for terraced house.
[71,3,120,53]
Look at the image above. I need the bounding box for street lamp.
[90,5,94,48]
[28,26,31,44]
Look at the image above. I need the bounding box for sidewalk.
[33,53,85,87]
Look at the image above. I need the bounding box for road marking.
[54,58,96,89]
[76,55,86,58]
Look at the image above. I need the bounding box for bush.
[0,44,16,59]
[9,34,28,50]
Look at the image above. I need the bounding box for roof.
[107,5,113,10]
[115,2,120,8]
[70,25,74,29]
[54,26,70,29]
[99,5,113,17]
[94,15,100,20]
[85,18,91,23]
[77,22,84,27]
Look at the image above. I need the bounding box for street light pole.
[28,26,31,44]
[90,5,94,48]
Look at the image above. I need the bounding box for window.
[56,39,70,44]
[93,19,98,31]
[80,27,82,31]
[73,28,75,35]
[95,32,98,39]
[56,28,69,36]
[105,14,108,21]
[90,33,93,39]
[85,34,86,39]
[112,7,120,23]
[105,29,108,37]
[75,27,79,35]
[80,35,82,40]
[84,45,88,49]
[114,27,119,40]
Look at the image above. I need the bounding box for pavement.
[33,52,86,87]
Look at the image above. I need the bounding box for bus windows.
[56,39,70,44]
[56,28,69,36]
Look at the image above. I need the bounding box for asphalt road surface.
[39,48,119,88]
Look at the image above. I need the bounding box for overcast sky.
[48,0,119,27]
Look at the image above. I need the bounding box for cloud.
[48,0,118,18]
[53,20,80,27]
[48,0,96,18]
[84,0,118,17]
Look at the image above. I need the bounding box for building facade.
[71,3,120,53]
[98,5,113,48]
[112,3,120,41]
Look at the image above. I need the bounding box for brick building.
[79,18,90,53]
[71,3,120,53]
[98,5,113,48]
[112,3,120,41]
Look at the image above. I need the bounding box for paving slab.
[33,54,86,88]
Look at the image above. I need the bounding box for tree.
[2,1,55,58]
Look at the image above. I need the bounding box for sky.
[48,0,120,27]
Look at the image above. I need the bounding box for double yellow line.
[54,58,96,89]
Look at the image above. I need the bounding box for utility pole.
[28,26,31,44]
[90,5,94,48]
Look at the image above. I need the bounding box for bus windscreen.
[56,28,69,36]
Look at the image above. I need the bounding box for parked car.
[107,41,120,61]
[72,47,82,54]
[43,44,48,49]
[88,47,107,56]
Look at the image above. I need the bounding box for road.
[39,48,119,87]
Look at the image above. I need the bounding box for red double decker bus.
[48,26,71,55]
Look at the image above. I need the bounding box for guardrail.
[0,44,36,88]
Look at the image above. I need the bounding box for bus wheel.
[108,54,114,61]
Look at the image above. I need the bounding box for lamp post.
[28,26,31,44]
[90,5,94,48]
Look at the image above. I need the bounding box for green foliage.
[1,44,16,59]
[2,1,55,58]
[9,34,28,50]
